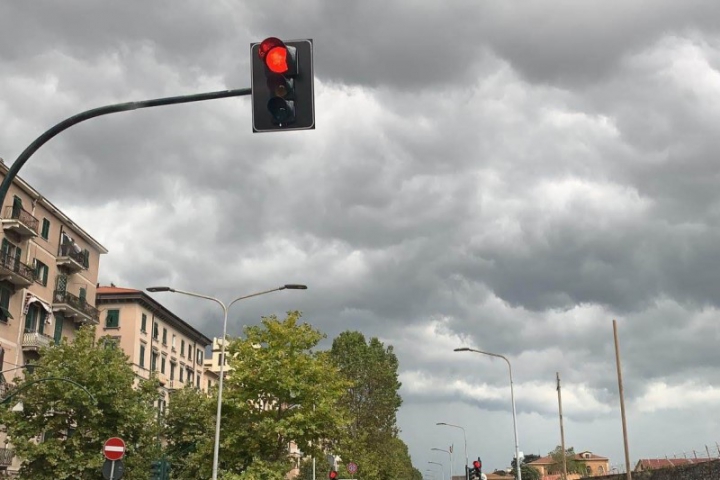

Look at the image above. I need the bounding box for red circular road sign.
[103,437,126,461]
[347,462,358,474]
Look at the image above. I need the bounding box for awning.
[24,293,54,325]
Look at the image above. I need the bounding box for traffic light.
[150,459,170,480]
[251,37,315,132]
[150,460,163,480]
[468,458,482,480]
[329,470,338,479]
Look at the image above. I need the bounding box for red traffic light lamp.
[329,470,338,479]
[251,37,314,132]
[473,460,482,471]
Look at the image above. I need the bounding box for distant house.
[634,457,714,472]
[527,451,610,478]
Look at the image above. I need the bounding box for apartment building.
[0,159,107,473]
[95,286,213,408]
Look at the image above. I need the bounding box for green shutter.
[53,315,64,344]
[41,219,50,239]
[139,344,146,368]
[106,310,119,328]
[141,314,147,332]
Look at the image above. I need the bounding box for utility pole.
[613,319,632,480]
[557,372,568,480]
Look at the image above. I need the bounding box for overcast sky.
[3,0,720,475]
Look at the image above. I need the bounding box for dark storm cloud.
[4,0,720,471]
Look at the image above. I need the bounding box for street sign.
[103,437,126,461]
[102,459,125,480]
[347,462,358,474]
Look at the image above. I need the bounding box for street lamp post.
[428,461,445,480]
[147,283,308,480]
[455,347,522,480]
[437,422,468,474]
[432,447,453,480]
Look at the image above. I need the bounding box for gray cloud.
[3,0,720,472]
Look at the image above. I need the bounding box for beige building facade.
[95,286,213,408]
[0,159,108,474]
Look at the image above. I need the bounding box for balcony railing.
[57,244,89,271]
[22,331,53,350]
[52,289,99,323]
[2,205,39,235]
[0,447,14,466]
[0,251,35,286]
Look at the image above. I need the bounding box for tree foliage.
[216,311,351,478]
[547,446,585,475]
[331,331,411,480]
[163,385,215,479]
[0,326,160,480]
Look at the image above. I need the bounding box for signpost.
[103,437,126,480]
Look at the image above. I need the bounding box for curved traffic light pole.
[0,87,251,209]
[1,376,96,405]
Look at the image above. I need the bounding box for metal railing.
[22,331,53,349]
[57,244,88,268]
[52,290,99,321]
[2,205,39,233]
[0,252,35,283]
[0,447,14,466]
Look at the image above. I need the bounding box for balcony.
[0,252,35,287]
[0,447,14,467]
[22,331,53,351]
[1,206,39,238]
[56,245,88,274]
[52,290,99,325]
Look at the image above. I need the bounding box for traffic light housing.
[251,37,315,132]
[329,470,338,479]
[150,458,170,480]
[468,458,482,480]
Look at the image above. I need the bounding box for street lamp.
[431,447,452,479]
[428,461,445,480]
[437,422,468,473]
[146,283,308,480]
[455,347,522,480]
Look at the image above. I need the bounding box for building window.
[0,284,11,323]
[179,367,184,383]
[151,351,158,372]
[162,327,167,345]
[180,340,185,357]
[197,350,203,365]
[161,355,166,374]
[141,314,147,333]
[196,375,200,388]
[188,345,193,361]
[170,362,176,381]
[139,343,146,368]
[102,336,120,349]
[153,322,159,340]
[41,218,51,240]
[53,314,64,344]
[25,304,47,334]
[34,260,49,286]
[105,309,120,329]
[171,334,176,351]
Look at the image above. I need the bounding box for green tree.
[330,331,405,480]
[0,326,160,480]
[163,385,216,479]
[513,464,541,480]
[219,311,351,478]
[547,446,584,475]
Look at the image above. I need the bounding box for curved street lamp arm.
[1,377,96,405]
[0,87,251,209]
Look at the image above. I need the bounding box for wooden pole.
[557,372,568,480]
[613,319,632,479]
